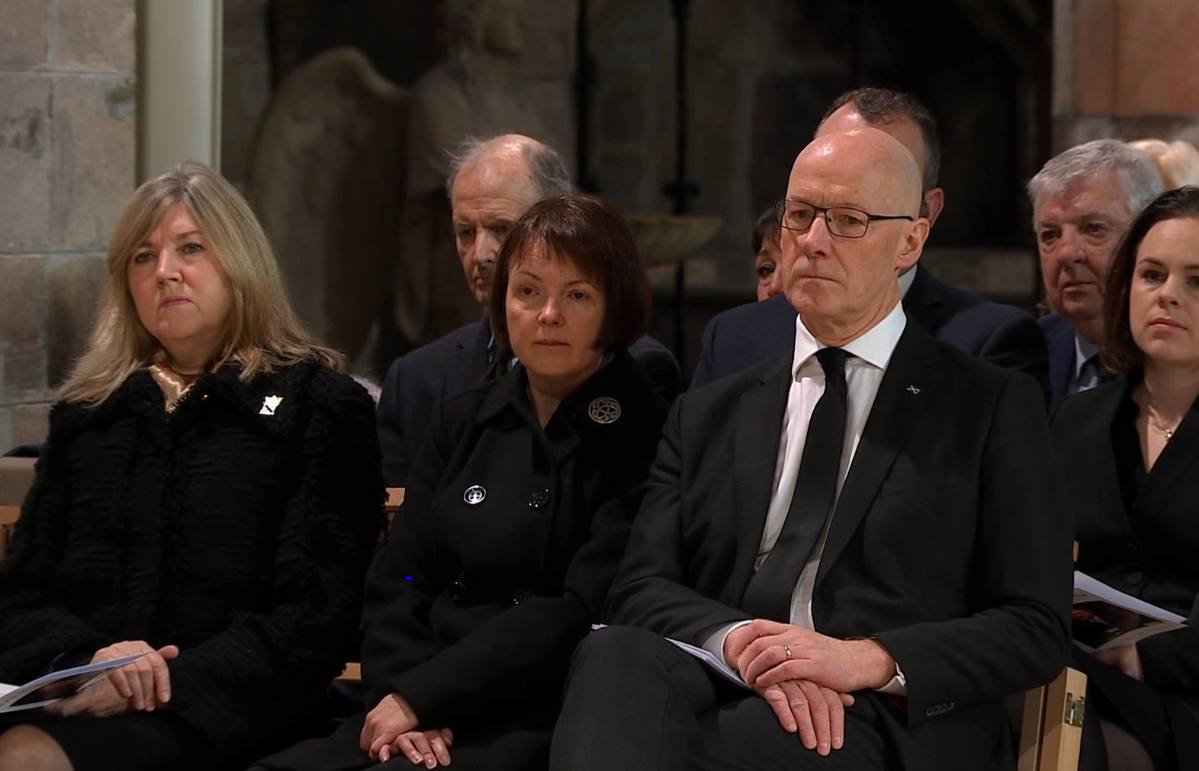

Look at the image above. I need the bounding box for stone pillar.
[1054,0,1199,149]
[0,0,136,451]
[138,0,222,179]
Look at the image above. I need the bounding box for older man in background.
[1028,140,1163,409]
[377,134,680,485]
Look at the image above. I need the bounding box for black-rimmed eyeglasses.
[775,199,915,239]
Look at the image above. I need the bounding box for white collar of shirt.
[792,299,908,379]
[1073,333,1099,378]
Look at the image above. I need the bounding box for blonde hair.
[1128,139,1199,190]
[59,161,343,405]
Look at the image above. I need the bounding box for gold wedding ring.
[784,644,792,659]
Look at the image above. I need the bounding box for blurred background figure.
[0,163,383,771]
[751,204,783,301]
[1128,139,1199,191]
[1053,186,1199,771]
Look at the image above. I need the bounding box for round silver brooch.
[463,485,487,506]
[588,397,621,425]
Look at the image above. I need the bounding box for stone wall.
[0,0,136,451]
[1053,0,1199,150]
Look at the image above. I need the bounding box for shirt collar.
[792,300,907,379]
[1073,333,1100,377]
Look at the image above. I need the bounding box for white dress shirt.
[703,299,908,694]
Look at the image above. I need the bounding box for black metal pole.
[664,0,698,362]
[574,0,596,193]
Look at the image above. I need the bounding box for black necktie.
[741,347,849,623]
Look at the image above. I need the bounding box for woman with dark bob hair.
[0,162,384,771]
[256,195,669,771]
[1053,185,1199,771]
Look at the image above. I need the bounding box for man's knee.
[570,625,680,683]
[0,724,73,771]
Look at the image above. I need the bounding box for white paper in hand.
[0,653,147,713]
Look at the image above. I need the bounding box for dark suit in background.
[691,265,1050,400]
[1053,377,1199,770]
[377,319,682,486]
[553,322,1072,771]
[1041,312,1078,412]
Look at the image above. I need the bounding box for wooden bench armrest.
[338,661,362,683]
[1018,666,1086,771]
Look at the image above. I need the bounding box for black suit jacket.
[1053,377,1199,766]
[1039,313,1077,412]
[691,265,1050,402]
[609,321,1072,771]
[377,318,682,485]
[361,352,668,732]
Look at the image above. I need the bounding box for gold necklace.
[1146,411,1182,442]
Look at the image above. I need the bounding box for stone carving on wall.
[248,46,407,365]
[392,0,548,348]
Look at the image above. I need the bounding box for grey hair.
[445,135,572,200]
[1028,139,1164,218]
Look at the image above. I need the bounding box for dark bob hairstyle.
[1102,185,1199,374]
[488,194,650,352]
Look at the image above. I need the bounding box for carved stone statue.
[392,0,547,349]
[248,47,407,366]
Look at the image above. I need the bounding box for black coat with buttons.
[1053,374,1199,767]
[360,350,667,731]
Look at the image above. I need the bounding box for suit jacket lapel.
[1044,318,1075,410]
[815,324,939,588]
[732,357,792,593]
[1073,380,1131,538]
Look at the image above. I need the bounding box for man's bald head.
[791,128,924,216]
[446,134,572,306]
[781,128,929,346]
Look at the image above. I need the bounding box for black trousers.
[549,625,895,771]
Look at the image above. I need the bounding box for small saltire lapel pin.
[259,394,283,415]
[463,485,487,505]
[588,396,621,424]
[906,385,920,396]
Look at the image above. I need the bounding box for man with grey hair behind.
[1030,139,1163,409]
[378,133,680,485]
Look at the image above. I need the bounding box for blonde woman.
[0,162,384,771]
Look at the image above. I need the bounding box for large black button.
[512,589,533,605]
[528,488,551,510]
[449,578,468,603]
[1126,571,1145,585]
